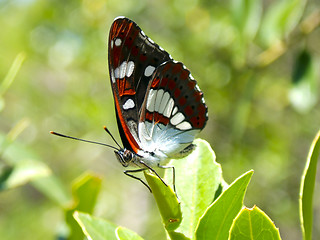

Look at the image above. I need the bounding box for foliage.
[0,0,319,239]
[73,141,281,240]
[299,130,320,240]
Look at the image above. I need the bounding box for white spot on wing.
[170,112,185,125]
[115,38,122,46]
[126,61,134,77]
[111,69,116,83]
[146,89,157,112]
[176,121,192,130]
[120,62,127,79]
[111,40,114,49]
[159,92,170,114]
[172,106,178,116]
[154,89,164,112]
[163,98,174,117]
[123,99,135,110]
[144,65,155,77]
[114,68,119,78]
[114,61,127,79]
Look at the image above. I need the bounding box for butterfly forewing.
[108,17,171,152]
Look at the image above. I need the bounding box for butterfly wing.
[108,17,171,152]
[138,61,208,159]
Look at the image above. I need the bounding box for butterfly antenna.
[103,126,122,149]
[50,131,119,151]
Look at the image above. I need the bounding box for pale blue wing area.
[138,121,199,165]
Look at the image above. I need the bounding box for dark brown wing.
[108,17,171,152]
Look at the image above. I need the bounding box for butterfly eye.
[115,150,130,167]
[123,149,133,162]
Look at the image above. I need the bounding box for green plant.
[68,134,319,240]
[1,53,318,239]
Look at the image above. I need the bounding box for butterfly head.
[115,148,134,167]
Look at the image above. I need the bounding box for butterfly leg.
[158,164,177,198]
[124,169,152,192]
[138,160,168,188]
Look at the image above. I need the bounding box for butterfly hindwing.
[108,17,171,152]
[138,61,208,159]
[140,61,207,131]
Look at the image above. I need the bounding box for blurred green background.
[0,0,319,239]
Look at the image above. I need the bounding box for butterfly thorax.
[115,147,169,168]
[115,139,198,169]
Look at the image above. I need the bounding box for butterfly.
[51,16,208,192]
[108,17,208,191]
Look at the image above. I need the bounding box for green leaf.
[0,133,38,165]
[259,0,307,46]
[73,212,144,240]
[165,139,222,239]
[73,211,118,240]
[144,171,182,231]
[299,130,320,240]
[71,172,102,212]
[292,50,311,85]
[116,226,144,240]
[229,206,281,240]
[289,50,318,112]
[231,0,262,41]
[0,165,14,190]
[0,52,25,96]
[66,172,102,240]
[196,170,254,240]
[0,159,51,190]
[6,118,30,143]
[0,133,71,205]
[167,231,190,240]
[32,175,72,207]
